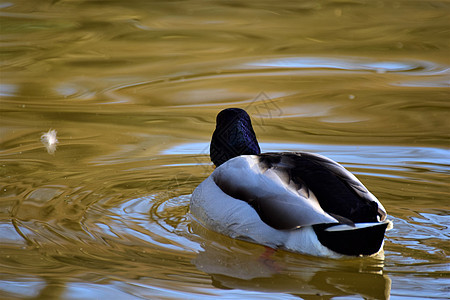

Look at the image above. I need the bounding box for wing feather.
[212,156,338,229]
[295,152,387,221]
[212,152,386,230]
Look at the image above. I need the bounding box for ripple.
[53,82,96,100]
[395,78,450,88]
[104,195,198,252]
[387,214,449,262]
[2,0,449,298]
[163,142,450,170]
[242,56,446,74]
[107,55,449,110]
[0,83,18,97]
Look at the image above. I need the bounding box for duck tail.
[313,221,391,256]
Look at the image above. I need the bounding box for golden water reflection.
[1,0,449,299]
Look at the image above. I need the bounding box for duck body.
[190,108,390,257]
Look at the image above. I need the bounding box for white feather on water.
[41,129,58,154]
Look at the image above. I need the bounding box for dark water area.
[1,0,449,299]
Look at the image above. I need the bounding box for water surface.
[1,0,449,299]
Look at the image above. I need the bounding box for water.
[1,0,449,299]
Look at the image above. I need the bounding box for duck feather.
[211,152,385,231]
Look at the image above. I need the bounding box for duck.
[190,108,391,258]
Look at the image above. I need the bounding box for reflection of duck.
[190,108,391,257]
[192,221,391,299]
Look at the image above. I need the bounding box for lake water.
[1,0,449,299]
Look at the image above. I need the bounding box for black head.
[210,108,261,167]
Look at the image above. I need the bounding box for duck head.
[210,108,261,167]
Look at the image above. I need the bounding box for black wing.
[259,152,386,224]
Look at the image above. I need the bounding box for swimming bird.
[190,108,390,257]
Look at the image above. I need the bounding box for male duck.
[190,108,390,257]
